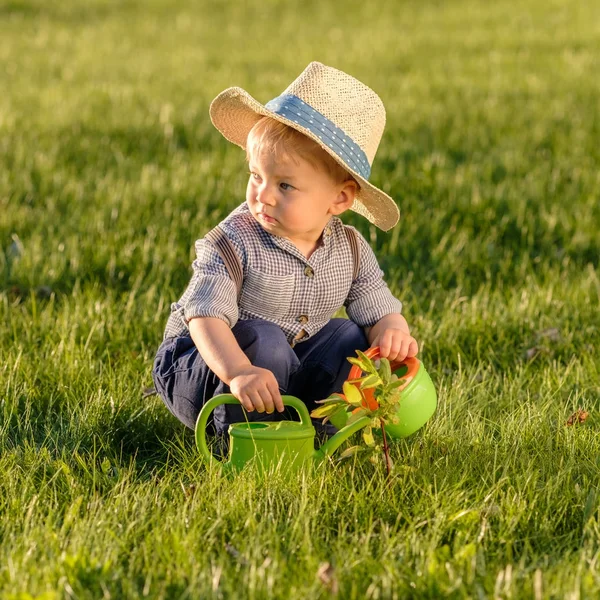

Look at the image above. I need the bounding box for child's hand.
[372,328,419,362]
[229,365,285,414]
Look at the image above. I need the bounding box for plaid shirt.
[163,203,403,344]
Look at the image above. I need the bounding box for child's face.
[246,149,354,252]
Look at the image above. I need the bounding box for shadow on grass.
[3,389,197,478]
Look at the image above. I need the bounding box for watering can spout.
[314,414,371,461]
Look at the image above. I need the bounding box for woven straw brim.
[210,87,400,231]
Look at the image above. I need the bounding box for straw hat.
[209,61,399,231]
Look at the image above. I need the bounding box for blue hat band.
[264,93,371,180]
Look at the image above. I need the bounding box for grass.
[1,0,599,597]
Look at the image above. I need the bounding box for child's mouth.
[259,213,277,224]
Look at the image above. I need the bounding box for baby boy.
[152,62,418,434]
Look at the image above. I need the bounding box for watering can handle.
[194,394,313,466]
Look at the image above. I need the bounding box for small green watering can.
[195,395,371,474]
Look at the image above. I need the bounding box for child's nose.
[257,185,276,206]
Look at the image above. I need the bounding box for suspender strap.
[343,225,361,281]
[204,226,244,296]
[205,224,361,296]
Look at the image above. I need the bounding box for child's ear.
[329,179,358,216]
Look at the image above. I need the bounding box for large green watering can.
[328,348,437,439]
[195,395,371,474]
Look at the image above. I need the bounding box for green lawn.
[1,0,599,597]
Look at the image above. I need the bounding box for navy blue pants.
[152,318,369,434]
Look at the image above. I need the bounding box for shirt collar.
[254,215,336,263]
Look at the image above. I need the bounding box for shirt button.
[304,266,314,278]
[325,227,332,236]
[297,314,309,324]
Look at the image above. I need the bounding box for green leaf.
[387,379,406,390]
[360,373,382,389]
[310,403,347,418]
[343,381,364,406]
[314,394,345,404]
[379,357,392,383]
[338,445,365,460]
[347,357,370,372]
[362,428,375,447]
[313,400,347,411]
[355,350,378,374]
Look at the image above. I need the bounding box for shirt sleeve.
[178,237,240,328]
[344,230,403,327]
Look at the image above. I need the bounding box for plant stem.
[380,418,391,481]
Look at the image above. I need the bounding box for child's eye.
[249,171,261,181]
[280,182,293,191]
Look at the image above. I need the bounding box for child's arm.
[188,316,284,414]
[364,313,418,362]
[344,231,417,361]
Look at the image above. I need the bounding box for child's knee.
[333,318,369,356]
[232,319,299,386]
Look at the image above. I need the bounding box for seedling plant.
[311,350,406,479]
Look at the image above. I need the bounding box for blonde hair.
[245,117,358,186]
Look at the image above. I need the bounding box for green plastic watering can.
[328,348,437,438]
[195,394,371,474]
